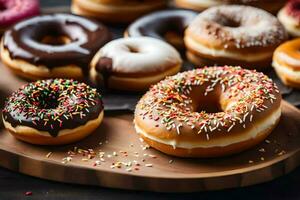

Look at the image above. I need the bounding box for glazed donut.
[134,66,281,157]
[2,79,104,145]
[71,0,166,23]
[0,0,40,33]
[184,5,288,70]
[273,38,300,88]
[125,9,198,49]
[90,37,182,91]
[0,14,111,80]
[278,0,300,37]
[174,0,286,13]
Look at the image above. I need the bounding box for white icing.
[185,36,272,62]
[273,60,300,81]
[278,8,300,37]
[275,51,300,67]
[187,5,287,49]
[135,108,281,148]
[93,37,182,74]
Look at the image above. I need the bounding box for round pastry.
[272,38,300,88]
[278,0,300,37]
[0,14,111,80]
[125,9,198,49]
[184,5,288,70]
[71,0,166,23]
[0,0,40,34]
[134,66,281,157]
[2,79,104,145]
[90,37,182,91]
[174,0,286,14]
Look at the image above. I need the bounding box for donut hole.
[40,35,72,46]
[219,17,241,28]
[195,99,223,114]
[42,98,59,110]
[30,91,60,110]
[127,45,139,53]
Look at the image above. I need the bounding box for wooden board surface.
[0,63,300,192]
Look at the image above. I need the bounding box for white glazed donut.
[90,37,182,91]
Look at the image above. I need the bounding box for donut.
[272,38,300,88]
[174,0,286,13]
[0,0,40,33]
[2,79,104,145]
[134,66,281,157]
[71,0,166,23]
[278,0,300,37]
[125,9,198,49]
[184,5,288,70]
[90,37,182,91]
[0,14,111,80]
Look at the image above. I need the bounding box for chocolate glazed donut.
[3,79,104,137]
[1,13,112,79]
[125,9,198,49]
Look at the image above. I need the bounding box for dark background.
[0,0,299,199]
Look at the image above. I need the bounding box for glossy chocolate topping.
[95,57,113,89]
[2,14,112,72]
[2,79,103,137]
[127,9,197,42]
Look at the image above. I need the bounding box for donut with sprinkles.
[184,5,288,70]
[2,79,104,145]
[134,66,281,157]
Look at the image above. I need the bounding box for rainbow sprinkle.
[3,79,103,137]
[135,66,281,138]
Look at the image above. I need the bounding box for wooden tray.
[0,63,300,192]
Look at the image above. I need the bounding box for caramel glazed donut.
[278,0,300,37]
[90,37,182,91]
[174,0,287,13]
[0,14,111,80]
[2,79,104,145]
[273,38,300,89]
[184,5,288,70]
[71,0,166,23]
[125,9,198,49]
[134,66,281,157]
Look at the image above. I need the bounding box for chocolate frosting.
[2,79,103,137]
[95,57,113,90]
[127,9,197,42]
[2,14,112,73]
